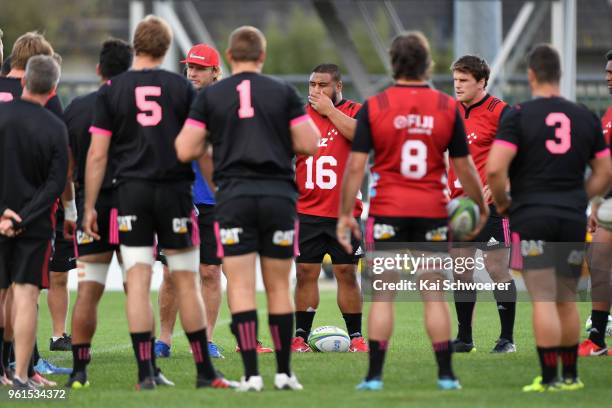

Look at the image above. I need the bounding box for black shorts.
[454,205,511,251]
[196,204,221,265]
[509,215,586,277]
[49,231,76,272]
[214,196,297,259]
[0,237,52,289]
[366,215,448,245]
[75,192,119,258]
[296,214,362,265]
[117,181,198,249]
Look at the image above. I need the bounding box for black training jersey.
[0,76,64,118]
[90,69,196,183]
[64,90,116,193]
[187,72,307,201]
[0,99,69,239]
[495,97,609,220]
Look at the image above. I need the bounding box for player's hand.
[482,184,492,203]
[1,208,22,223]
[308,91,334,116]
[83,207,100,241]
[0,219,16,237]
[464,205,490,242]
[588,201,601,233]
[496,196,511,218]
[63,219,77,240]
[337,215,361,254]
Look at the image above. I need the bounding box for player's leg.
[484,247,516,352]
[557,277,581,389]
[293,262,321,351]
[450,245,477,351]
[580,226,612,355]
[2,287,13,378]
[48,233,74,352]
[0,288,6,384]
[155,264,177,358]
[359,301,392,390]
[196,204,223,358]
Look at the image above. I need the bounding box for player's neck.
[462,91,487,108]
[395,78,427,86]
[21,90,48,106]
[132,55,164,71]
[6,69,25,79]
[231,61,262,75]
[531,83,561,98]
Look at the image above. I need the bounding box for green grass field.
[7,290,611,407]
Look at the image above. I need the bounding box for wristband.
[591,196,604,206]
[64,200,78,222]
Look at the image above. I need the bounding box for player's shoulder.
[485,95,507,114]
[339,99,362,115]
[0,76,22,94]
[66,90,98,112]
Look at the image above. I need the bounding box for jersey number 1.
[135,86,162,126]
[236,80,254,118]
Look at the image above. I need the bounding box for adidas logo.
[354,246,363,256]
[497,304,506,311]
[486,237,499,247]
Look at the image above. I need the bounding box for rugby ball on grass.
[447,197,479,240]
[596,198,612,231]
[308,326,350,352]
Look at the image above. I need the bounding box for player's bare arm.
[197,149,216,192]
[337,151,367,252]
[83,132,110,240]
[290,118,320,155]
[487,142,516,217]
[175,122,207,162]
[61,151,77,239]
[585,155,612,199]
[452,155,489,238]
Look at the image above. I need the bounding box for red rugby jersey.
[352,84,469,218]
[602,105,612,145]
[448,94,508,201]
[296,100,363,218]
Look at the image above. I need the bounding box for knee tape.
[76,262,108,285]
[120,245,154,273]
[166,249,199,273]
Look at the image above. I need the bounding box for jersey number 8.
[401,140,427,179]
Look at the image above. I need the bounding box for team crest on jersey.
[425,227,448,242]
[467,132,478,144]
[76,230,94,245]
[220,228,243,245]
[172,217,190,234]
[393,114,434,135]
[604,121,611,136]
[521,240,544,257]
[373,223,396,240]
[272,230,295,246]
[117,215,137,232]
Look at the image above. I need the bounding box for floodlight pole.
[552,0,577,101]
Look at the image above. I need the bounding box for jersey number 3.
[545,112,571,154]
[135,86,162,127]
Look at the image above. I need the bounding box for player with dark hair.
[338,31,487,391]
[63,38,142,388]
[0,55,68,390]
[155,43,235,359]
[448,55,516,354]
[84,15,233,390]
[175,25,320,391]
[488,44,612,391]
[579,49,612,357]
[291,63,367,353]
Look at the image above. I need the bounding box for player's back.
[93,69,195,183]
[365,84,462,218]
[500,97,606,217]
[0,77,23,102]
[199,72,303,184]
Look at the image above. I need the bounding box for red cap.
[180,44,220,67]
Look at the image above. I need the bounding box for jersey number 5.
[545,112,571,154]
[135,86,162,127]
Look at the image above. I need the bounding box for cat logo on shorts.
[521,240,544,257]
[76,230,94,245]
[273,230,294,247]
[117,215,137,232]
[220,228,243,245]
[172,218,190,234]
[373,223,396,240]
[425,227,448,242]
[567,250,584,266]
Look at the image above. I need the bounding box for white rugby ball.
[596,198,612,231]
[447,197,480,240]
[307,326,350,352]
